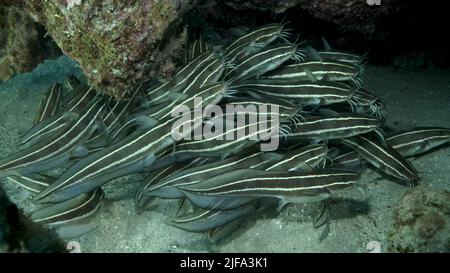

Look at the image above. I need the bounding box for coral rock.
[388,187,450,253]
[0,185,67,253]
[0,5,60,81]
[22,0,190,99]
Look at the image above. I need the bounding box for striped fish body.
[166,138,256,163]
[0,98,107,179]
[141,57,223,111]
[318,50,364,65]
[226,43,299,83]
[33,83,63,125]
[350,89,386,120]
[170,114,282,160]
[150,82,228,121]
[340,135,419,184]
[184,35,210,64]
[236,79,355,106]
[223,97,300,123]
[225,26,289,64]
[58,84,97,114]
[207,218,242,244]
[144,51,216,103]
[110,82,228,143]
[7,173,54,195]
[104,90,142,130]
[172,52,224,95]
[290,114,380,140]
[180,168,359,210]
[144,80,174,106]
[33,119,178,203]
[166,201,259,233]
[61,75,82,105]
[134,158,206,214]
[352,89,378,107]
[184,56,225,92]
[330,151,367,172]
[85,91,141,149]
[224,24,284,60]
[262,61,362,83]
[31,188,103,226]
[353,101,387,121]
[33,113,206,203]
[174,50,216,83]
[143,151,282,200]
[386,127,450,157]
[226,43,264,64]
[265,144,328,171]
[20,86,97,148]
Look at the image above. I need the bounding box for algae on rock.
[22,0,190,99]
[388,187,450,253]
[0,5,60,81]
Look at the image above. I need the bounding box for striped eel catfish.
[166,113,283,161]
[134,157,207,214]
[224,23,288,61]
[164,52,225,101]
[235,79,355,106]
[33,117,185,203]
[340,135,419,185]
[225,43,304,83]
[386,127,450,157]
[61,75,83,105]
[140,151,282,201]
[144,50,216,105]
[31,188,104,226]
[109,82,228,144]
[62,75,80,92]
[318,38,366,65]
[350,89,386,120]
[265,144,328,171]
[84,89,141,149]
[329,151,366,172]
[140,80,176,109]
[145,82,228,121]
[179,168,360,210]
[262,61,363,87]
[165,201,259,233]
[34,85,227,203]
[207,219,242,244]
[0,97,107,179]
[118,53,224,136]
[222,97,300,123]
[128,97,287,161]
[179,54,225,92]
[7,173,54,195]
[184,35,210,64]
[19,85,97,149]
[288,114,381,140]
[318,50,365,66]
[33,83,63,125]
[172,50,216,84]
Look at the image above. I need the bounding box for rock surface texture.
[0,5,60,81]
[20,0,190,98]
[0,186,67,253]
[388,187,450,253]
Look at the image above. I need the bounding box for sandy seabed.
[1,56,449,253]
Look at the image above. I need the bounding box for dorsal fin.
[305,46,322,61]
[317,108,339,117]
[304,68,318,82]
[321,37,332,51]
